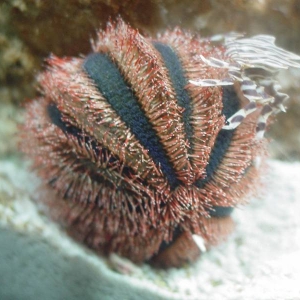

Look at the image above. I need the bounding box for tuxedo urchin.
[21,19,300,268]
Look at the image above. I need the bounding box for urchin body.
[22,20,298,268]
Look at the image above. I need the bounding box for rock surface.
[0,159,299,299]
[1,0,300,158]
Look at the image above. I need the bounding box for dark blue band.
[153,42,193,145]
[83,53,180,189]
[195,86,240,188]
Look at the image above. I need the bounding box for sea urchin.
[21,19,300,268]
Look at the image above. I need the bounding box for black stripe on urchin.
[83,53,181,190]
[47,102,110,165]
[199,87,240,218]
[153,42,194,147]
[195,86,240,190]
[47,103,79,136]
[208,206,234,217]
[47,103,134,184]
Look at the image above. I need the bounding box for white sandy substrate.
[0,158,300,300]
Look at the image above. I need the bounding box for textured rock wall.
[1,0,300,158]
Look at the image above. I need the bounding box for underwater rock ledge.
[0,158,299,300]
